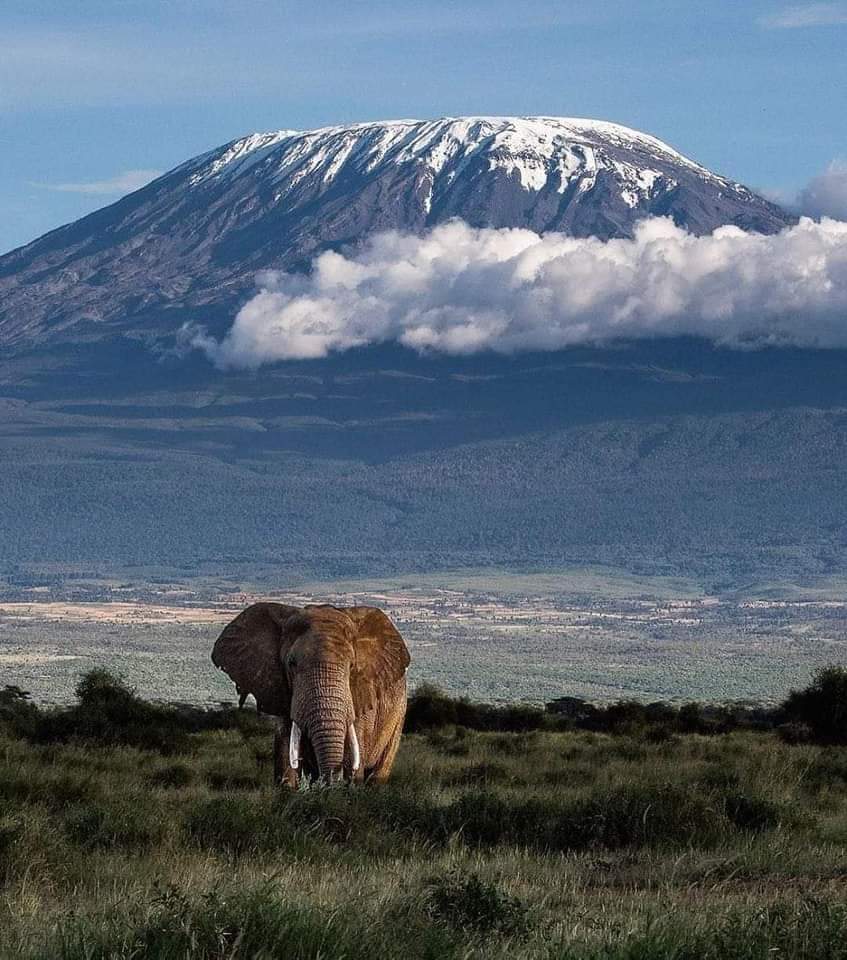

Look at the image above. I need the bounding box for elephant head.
[212,603,410,781]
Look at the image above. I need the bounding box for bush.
[8,670,252,754]
[550,782,725,850]
[408,684,780,739]
[644,724,677,744]
[184,786,451,858]
[777,721,814,745]
[406,684,547,734]
[444,780,783,853]
[723,792,785,833]
[588,897,847,960]
[50,884,402,960]
[184,796,277,856]
[0,815,23,886]
[64,799,164,850]
[0,685,40,739]
[426,727,471,756]
[280,783,447,849]
[0,769,95,809]
[545,696,599,723]
[203,766,261,791]
[26,670,191,754]
[801,751,847,791]
[782,667,847,744]
[447,761,514,786]
[183,778,786,858]
[147,763,194,789]
[425,870,531,938]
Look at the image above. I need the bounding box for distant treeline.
[405,673,847,744]
[2,667,847,752]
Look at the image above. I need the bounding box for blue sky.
[1,0,845,255]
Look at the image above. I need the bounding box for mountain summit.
[0,116,789,350]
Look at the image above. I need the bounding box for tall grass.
[2,671,847,958]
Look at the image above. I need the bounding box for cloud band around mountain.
[798,161,847,221]
[192,216,847,368]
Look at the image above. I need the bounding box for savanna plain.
[3,567,847,705]
[3,571,847,958]
[3,667,847,959]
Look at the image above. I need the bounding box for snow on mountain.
[0,116,791,349]
[187,117,715,190]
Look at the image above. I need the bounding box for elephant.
[212,602,410,785]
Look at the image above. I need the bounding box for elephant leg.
[367,714,403,783]
[273,722,299,789]
[366,701,406,784]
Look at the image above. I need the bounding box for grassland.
[3,701,847,958]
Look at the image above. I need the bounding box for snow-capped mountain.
[0,116,789,349]
[3,118,847,587]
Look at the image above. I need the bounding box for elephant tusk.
[348,723,361,772]
[289,721,301,770]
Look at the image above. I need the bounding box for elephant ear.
[211,602,301,716]
[348,607,410,715]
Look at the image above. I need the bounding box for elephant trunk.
[293,664,352,780]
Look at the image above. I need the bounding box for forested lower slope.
[2,405,844,583]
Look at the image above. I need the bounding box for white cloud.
[36,169,162,196]
[192,216,847,368]
[797,160,847,220]
[761,3,847,28]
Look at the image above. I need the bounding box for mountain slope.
[2,405,846,585]
[0,116,789,350]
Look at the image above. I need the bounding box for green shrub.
[778,721,814,745]
[9,670,249,755]
[425,727,471,756]
[64,800,164,850]
[40,887,847,960]
[550,782,725,850]
[0,770,95,809]
[280,783,447,849]
[782,667,847,744]
[408,684,780,739]
[571,897,847,960]
[184,786,449,859]
[0,815,23,886]
[803,751,847,791]
[50,884,405,960]
[28,670,190,754]
[232,710,272,740]
[425,870,531,938]
[203,766,261,791]
[444,780,781,853]
[590,701,650,735]
[406,684,547,734]
[643,724,676,744]
[447,792,516,846]
[184,796,275,856]
[723,792,785,832]
[147,763,193,789]
[0,685,40,739]
[488,731,540,756]
[448,761,514,786]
